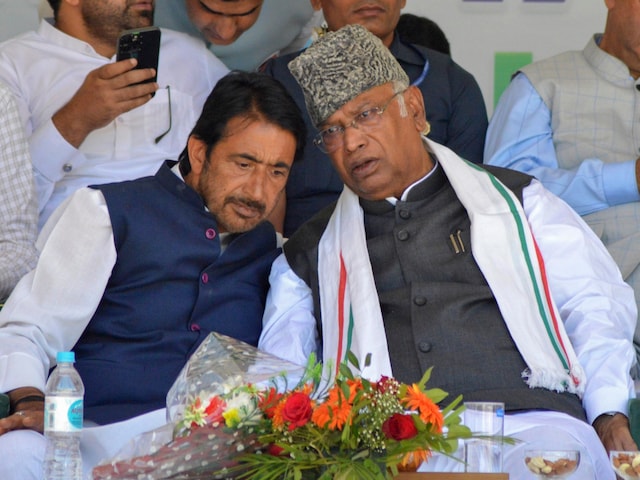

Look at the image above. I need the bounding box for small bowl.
[611,451,640,479]
[524,449,580,478]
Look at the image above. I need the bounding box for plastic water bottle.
[43,351,84,480]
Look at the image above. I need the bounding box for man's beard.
[81,1,154,48]
[216,195,267,233]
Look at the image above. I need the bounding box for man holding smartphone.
[0,0,229,231]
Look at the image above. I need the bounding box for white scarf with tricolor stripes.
[317,138,585,396]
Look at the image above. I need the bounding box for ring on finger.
[14,411,26,417]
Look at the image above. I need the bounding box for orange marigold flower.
[311,386,352,430]
[402,384,444,433]
[271,397,287,430]
[258,387,283,419]
[346,378,363,403]
[398,449,432,471]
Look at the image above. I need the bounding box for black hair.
[179,71,306,175]
[47,0,61,17]
[396,13,451,57]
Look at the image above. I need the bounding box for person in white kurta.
[0,1,228,229]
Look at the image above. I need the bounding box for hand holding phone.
[51,28,162,147]
[116,26,161,90]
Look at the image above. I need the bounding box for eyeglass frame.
[154,85,172,144]
[312,88,407,154]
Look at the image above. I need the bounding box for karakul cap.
[288,24,409,127]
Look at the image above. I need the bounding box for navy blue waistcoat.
[75,162,280,424]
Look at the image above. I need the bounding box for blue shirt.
[154,0,317,71]
[485,72,640,216]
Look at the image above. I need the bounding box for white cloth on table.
[421,410,610,479]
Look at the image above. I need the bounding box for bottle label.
[44,396,83,432]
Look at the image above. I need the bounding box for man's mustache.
[224,196,266,215]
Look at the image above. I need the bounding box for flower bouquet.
[92,332,306,480]
[92,333,472,479]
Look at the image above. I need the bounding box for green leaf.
[346,350,360,370]
[363,352,372,368]
[418,366,433,388]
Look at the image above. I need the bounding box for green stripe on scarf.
[468,162,571,372]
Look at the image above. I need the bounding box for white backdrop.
[403,0,607,115]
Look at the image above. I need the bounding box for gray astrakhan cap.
[287,24,409,127]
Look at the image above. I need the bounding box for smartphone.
[116,26,161,93]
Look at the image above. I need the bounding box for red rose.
[382,413,418,440]
[266,444,285,456]
[281,392,313,430]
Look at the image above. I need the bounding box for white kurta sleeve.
[523,179,637,422]
[0,187,117,392]
[259,253,319,367]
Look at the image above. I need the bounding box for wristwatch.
[601,411,624,417]
[593,411,625,427]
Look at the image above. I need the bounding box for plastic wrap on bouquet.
[92,333,306,480]
[166,332,306,428]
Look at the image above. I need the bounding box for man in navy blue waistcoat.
[0,71,305,480]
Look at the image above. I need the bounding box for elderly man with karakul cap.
[259,24,637,478]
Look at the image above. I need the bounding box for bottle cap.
[56,351,75,363]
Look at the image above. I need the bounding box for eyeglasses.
[313,89,406,153]
[155,85,172,144]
